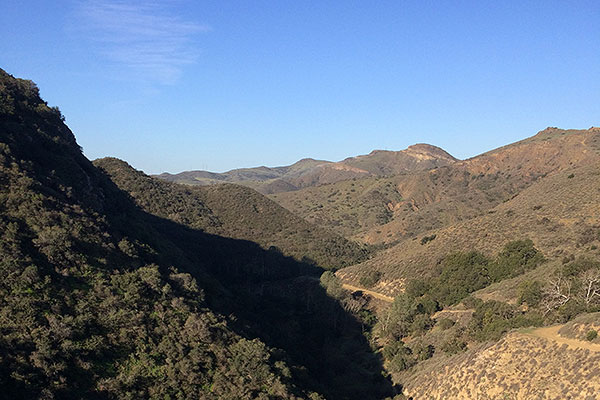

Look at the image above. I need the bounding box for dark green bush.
[586,330,598,341]
[437,318,456,330]
[411,342,435,361]
[441,337,467,354]
[487,239,544,282]
[420,234,437,245]
[431,251,491,306]
[359,269,382,288]
[469,300,543,341]
[517,280,543,307]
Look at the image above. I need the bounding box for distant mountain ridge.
[156,143,457,194]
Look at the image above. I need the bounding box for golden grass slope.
[338,162,600,296]
[400,320,600,399]
[557,312,600,344]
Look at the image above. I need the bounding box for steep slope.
[157,143,456,194]
[338,162,600,296]
[0,69,394,399]
[461,126,600,176]
[95,157,369,269]
[0,70,303,399]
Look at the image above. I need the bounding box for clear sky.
[1,1,598,174]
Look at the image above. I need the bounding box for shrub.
[469,300,543,341]
[389,352,415,372]
[420,234,437,245]
[411,313,435,335]
[462,296,483,309]
[378,294,419,340]
[320,271,345,299]
[431,251,491,306]
[415,294,440,315]
[488,239,544,282]
[437,318,455,330]
[441,337,467,354]
[586,330,598,341]
[382,340,411,360]
[411,342,435,361]
[517,280,543,307]
[359,269,382,288]
[383,340,416,372]
[405,279,431,298]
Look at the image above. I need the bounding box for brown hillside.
[461,127,600,175]
[270,176,403,238]
[274,128,600,246]
[340,143,456,176]
[338,162,600,296]
[272,165,528,243]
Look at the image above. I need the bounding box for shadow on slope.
[95,165,396,400]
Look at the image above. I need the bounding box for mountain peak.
[406,143,457,161]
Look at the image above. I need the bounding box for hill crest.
[156,143,457,194]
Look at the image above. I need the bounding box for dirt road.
[341,283,394,303]
[522,325,600,352]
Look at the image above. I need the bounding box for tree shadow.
[92,167,396,400]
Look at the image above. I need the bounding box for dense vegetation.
[401,239,544,309]
[0,69,394,399]
[375,240,546,370]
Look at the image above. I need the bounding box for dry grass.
[270,176,402,238]
[400,327,600,399]
[557,312,600,343]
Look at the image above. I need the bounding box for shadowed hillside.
[94,157,369,270]
[0,68,395,399]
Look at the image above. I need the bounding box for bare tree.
[580,269,600,306]
[542,274,572,315]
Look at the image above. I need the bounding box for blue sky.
[1,1,598,174]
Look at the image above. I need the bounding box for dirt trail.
[522,325,600,352]
[432,309,474,319]
[342,283,394,303]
